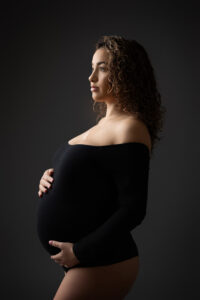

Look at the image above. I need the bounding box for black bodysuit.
[36,141,150,273]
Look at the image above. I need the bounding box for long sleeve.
[72,144,150,264]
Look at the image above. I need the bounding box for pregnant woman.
[36,35,166,300]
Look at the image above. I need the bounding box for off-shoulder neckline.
[67,141,151,155]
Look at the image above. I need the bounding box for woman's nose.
[88,71,97,82]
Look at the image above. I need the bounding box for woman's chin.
[92,96,105,102]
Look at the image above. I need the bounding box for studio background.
[1,0,199,299]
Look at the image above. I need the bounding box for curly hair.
[91,35,166,156]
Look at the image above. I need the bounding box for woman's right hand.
[38,168,54,197]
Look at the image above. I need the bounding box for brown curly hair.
[91,35,166,156]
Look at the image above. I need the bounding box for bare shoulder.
[114,116,152,152]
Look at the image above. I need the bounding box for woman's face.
[88,48,113,103]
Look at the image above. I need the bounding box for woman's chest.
[68,122,116,146]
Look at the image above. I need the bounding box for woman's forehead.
[92,48,110,63]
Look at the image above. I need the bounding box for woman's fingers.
[44,173,54,183]
[40,178,52,189]
[38,189,44,197]
[38,168,54,197]
[39,182,48,192]
[47,168,54,174]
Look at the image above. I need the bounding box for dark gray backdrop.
[1,0,200,299]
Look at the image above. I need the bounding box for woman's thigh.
[53,256,140,300]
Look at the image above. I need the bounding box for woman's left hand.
[49,240,80,268]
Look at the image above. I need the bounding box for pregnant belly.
[36,189,117,255]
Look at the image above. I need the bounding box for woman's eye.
[91,67,106,72]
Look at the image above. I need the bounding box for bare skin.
[54,257,140,300]
[38,48,152,299]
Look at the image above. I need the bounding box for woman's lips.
[90,87,99,91]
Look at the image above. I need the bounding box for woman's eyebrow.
[91,61,107,66]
